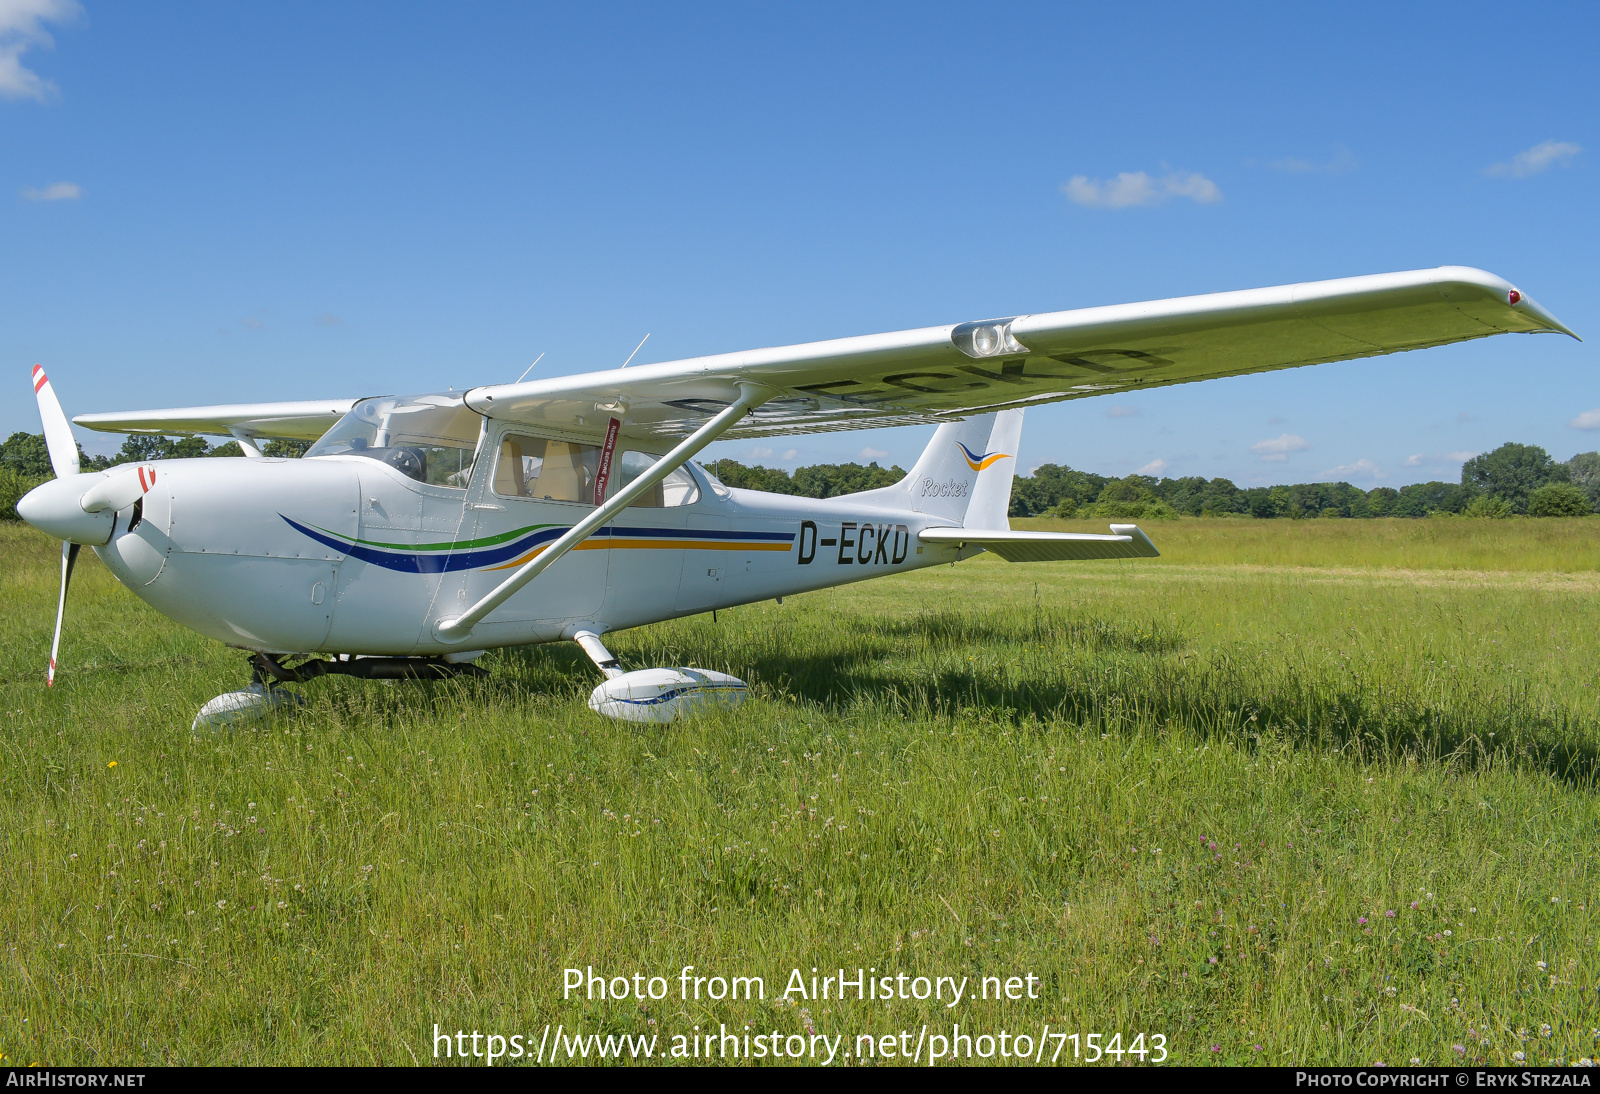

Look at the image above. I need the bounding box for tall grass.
[1,521,1596,1066]
[1020,515,1600,572]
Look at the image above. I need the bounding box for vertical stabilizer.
[851,409,1023,528]
[963,408,1022,530]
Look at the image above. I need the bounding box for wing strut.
[434,382,777,642]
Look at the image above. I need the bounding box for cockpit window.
[305,394,482,488]
[493,434,601,503]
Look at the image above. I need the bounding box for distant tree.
[1463,494,1513,519]
[792,462,905,498]
[1391,481,1473,517]
[1565,451,1600,507]
[1242,486,1284,518]
[0,432,56,478]
[706,459,799,494]
[1,467,36,519]
[1461,443,1566,514]
[102,434,215,464]
[1010,464,1109,516]
[1366,486,1399,516]
[208,441,245,458]
[1527,482,1594,517]
[1077,476,1180,519]
[263,438,312,458]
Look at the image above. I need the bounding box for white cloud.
[1105,404,1141,419]
[781,449,800,461]
[859,447,889,461]
[1134,459,1167,476]
[1485,140,1581,179]
[0,0,81,102]
[1570,409,1600,430]
[1249,433,1309,462]
[1404,450,1478,467]
[743,446,774,460]
[20,179,78,200]
[1318,458,1384,481]
[1062,170,1221,209]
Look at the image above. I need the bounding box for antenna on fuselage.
[514,352,546,384]
[620,333,651,369]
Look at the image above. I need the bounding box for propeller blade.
[47,541,81,687]
[31,365,80,479]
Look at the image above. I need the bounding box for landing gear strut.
[191,651,487,730]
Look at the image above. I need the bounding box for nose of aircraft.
[16,476,116,545]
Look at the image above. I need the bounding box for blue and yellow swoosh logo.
[956,441,1010,472]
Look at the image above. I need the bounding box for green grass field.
[2,517,1597,1067]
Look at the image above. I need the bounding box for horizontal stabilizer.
[919,523,1159,562]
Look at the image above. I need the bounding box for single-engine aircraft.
[17,267,1577,725]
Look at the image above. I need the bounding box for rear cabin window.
[614,450,700,507]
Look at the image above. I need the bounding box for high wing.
[75,399,360,441]
[466,266,1576,442]
[65,267,1574,449]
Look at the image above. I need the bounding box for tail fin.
[853,409,1023,529]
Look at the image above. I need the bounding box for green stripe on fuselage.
[305,521,557,552]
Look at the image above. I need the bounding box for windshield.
[306,393,483,488]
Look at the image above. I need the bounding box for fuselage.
[89,450,964,656]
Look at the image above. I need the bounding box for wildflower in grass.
[1513,1052,1526,1062]
[1540,1025,1553,1038]
[1410,1058,1422,1065]
[108,761,117,768]
[1454,1045,1466,1056]
[1210,1045,1220,1053]
[1358,917,1368,925]
[1410,901,1419,910]
[1537,961,1548,970]
[1386,910,1395,918]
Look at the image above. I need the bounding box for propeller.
[31,365,81,687]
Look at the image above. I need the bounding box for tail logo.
[956,441,1010,472]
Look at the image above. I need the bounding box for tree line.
[1008,443,1599,519]
[4,431,1596,521]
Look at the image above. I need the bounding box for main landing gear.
[192,651,486,730]
[573,628,748,724]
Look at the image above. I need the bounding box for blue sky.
[2,1,1595,486]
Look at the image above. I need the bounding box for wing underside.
[66,267,1574,447]
[464,266,1575,443]
[74,399,360,441]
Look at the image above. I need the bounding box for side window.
[492,434,600,504]
[615,450,701,507]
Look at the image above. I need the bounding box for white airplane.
[17,267,1576,725]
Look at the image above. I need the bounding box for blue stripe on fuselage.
[280,515,795,574]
